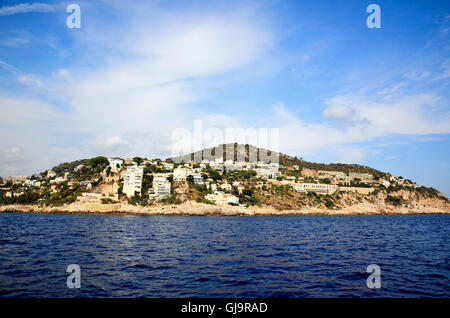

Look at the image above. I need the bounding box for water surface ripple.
[0,213,448,297]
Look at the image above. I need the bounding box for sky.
[0,0,449,195]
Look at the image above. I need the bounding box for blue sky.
[0,0,449,195]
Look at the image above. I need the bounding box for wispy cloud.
[0,2,57,16]
[0,2,274,174]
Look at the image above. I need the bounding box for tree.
[89,156,109,167]
[187,175,194,183]
[133,157,143,165]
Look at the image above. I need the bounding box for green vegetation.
[385,195,403,206]
[225,170,256,181]
[205,166,222,181]
[101,198,118,204]
[340,181,372,188]
[0,189,40,205]
[196,197,215,205]
[51,159,89,175]
[45,184,80,206]
[160,194,183,205]
[127,195,151,206]
[133,157,144,165]
[88,156,109,168]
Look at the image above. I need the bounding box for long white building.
[291,183,338,194]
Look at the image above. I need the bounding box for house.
[80,181,93,190]
[123,165,144,197]
[255,168,270,178]
[162,162,174,170]
[47,171,56,178]
[380,179,391,188]
[205,191,239,206]
[173,167,190,181]
[270,171,282,179]
[236,185,246,194]
[291,183,338,194]
[149,173,171,198]
[220,183,232,191]
[108,157,124,170]
[50,177,66,184]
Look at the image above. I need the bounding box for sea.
[0,212,448,297]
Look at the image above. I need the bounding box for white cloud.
[16,74,42,87]
[273,93,450,161]
[0,3,274,176]
[376,82,408,96]
[404,71,431,81]
[385,154,400,160]
[0,3,57,16]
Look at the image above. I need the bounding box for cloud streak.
[0,2,57,16]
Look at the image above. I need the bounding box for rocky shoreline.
[1,201,449,216]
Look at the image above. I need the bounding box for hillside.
[169,143,387,176]
[1,145,448,215]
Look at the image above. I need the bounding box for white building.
[220,183,232,191]
[47,171,56,178]
[380,179,391,188]
[123,165,144,197]
[255,168,270,178]
[162,162,174,170]
[291,183,338,194]
[190,173,203,185]
[205,191,239,206]
[173,167,190,181]
[108,157,124,171]
[149,173,171,198]
[270,171,282,179]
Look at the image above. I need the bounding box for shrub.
[101,198,118,204]
[385,195,403,206]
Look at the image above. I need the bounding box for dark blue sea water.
[0,212,449,297]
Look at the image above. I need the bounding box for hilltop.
[170,143,387,176]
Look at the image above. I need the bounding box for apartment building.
[173,167,190,181]
[149,173,171,198]
[123,165,144,197]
